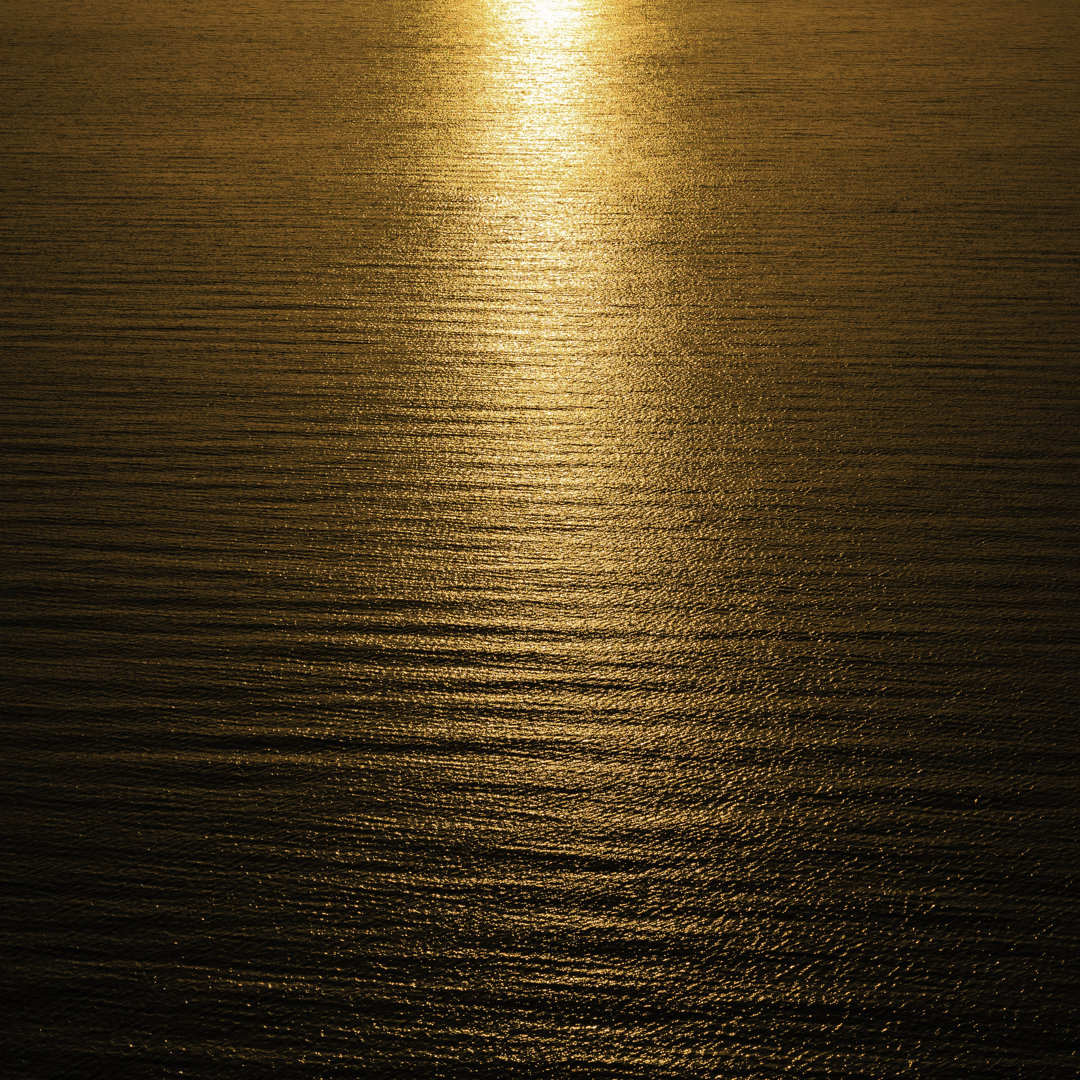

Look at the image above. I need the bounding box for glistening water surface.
[1,0,1078,1075]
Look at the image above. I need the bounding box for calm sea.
[2,0,1078,1075]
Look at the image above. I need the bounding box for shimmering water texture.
[2,0,1079,1076]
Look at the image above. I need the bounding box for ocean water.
[1,0,1078,1075]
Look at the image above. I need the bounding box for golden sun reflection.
[387,0,729,639]
[446,0,683,595]
[484,0,591,158]
[509,0,584,32]
[369,0,746,741]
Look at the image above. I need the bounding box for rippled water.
[2,0,1079,1075]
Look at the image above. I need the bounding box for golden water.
[2,0,1078,1074]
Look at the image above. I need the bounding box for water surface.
[2,0,1078,1075]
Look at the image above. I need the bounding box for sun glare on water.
[515,0,582,31]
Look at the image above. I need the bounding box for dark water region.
[2,0,1078,1075]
